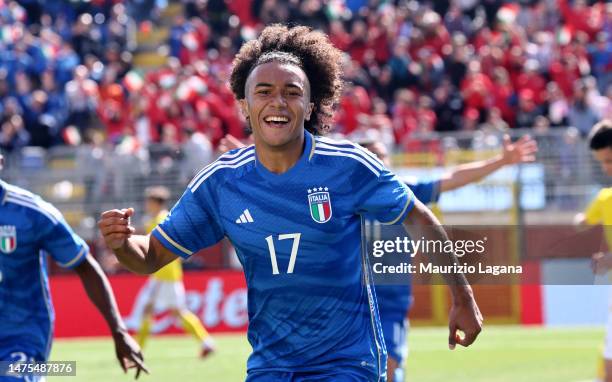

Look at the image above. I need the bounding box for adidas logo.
[235,209,254,224]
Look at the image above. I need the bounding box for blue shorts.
[246,368,384,382]
[0,346,46,382]
[381,317,409,364]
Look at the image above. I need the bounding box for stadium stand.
[0,0,609,152]
[0,0,610,273]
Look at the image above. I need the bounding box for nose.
[270,92,287,107]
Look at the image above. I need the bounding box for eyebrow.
[254,82,304,91]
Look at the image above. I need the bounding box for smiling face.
[240,61,314,151]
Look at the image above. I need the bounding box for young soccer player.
[362,137,536,382]
[134,186,215,357]
[98,24,482,381]
[574,119,612,382]
[0,153,148,381]
[218,133,536,381]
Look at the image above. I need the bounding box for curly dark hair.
[230,24,344,135]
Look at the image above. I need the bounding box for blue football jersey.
[0,180,89,360]
[373,179,441,321]
[153,132,415,380]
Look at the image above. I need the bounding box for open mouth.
[263,115,291,128]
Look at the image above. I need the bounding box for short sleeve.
[404,179,441,205]
[38,203,89,268]
[585,191,605,225]
[356,167,415,225]
[152,187,224,259]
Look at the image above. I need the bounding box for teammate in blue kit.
[98,25,483,381]
[361,138,537,382]
[0,153,148,381]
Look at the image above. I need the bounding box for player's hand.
[501,134,538,165]
[112,329,149,379]
[448,288,483,349]
[591,252,612,275]
[98,208,136,250]
[219,134,246,152]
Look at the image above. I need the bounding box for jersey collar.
[254,131,314,183]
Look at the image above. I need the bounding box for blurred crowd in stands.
[0,0,138,150]
[0,0,611,156]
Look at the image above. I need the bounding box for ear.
[238,99,249,120]
[305,102,315,121]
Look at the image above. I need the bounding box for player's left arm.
[353,148,483,348]
[74,255,149,378]
[402,199,483,349]
[439,135,537,192]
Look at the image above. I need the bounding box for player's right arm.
[100,185,224,273]
[98,208,178,274]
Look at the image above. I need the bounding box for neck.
[256,134,305,174]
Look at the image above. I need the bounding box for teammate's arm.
[218,133,247,152]
[439,135,537,192]
[402,199,483,349]
[73,254,149,378]
[98,208,178,274]
[38,202,149,378]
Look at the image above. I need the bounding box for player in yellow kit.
[575,120,612,382]
[135,186,215,357]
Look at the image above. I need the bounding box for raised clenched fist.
[98,208,136,251]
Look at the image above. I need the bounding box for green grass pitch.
[49,326,603,382]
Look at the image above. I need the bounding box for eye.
[256,89,271,95]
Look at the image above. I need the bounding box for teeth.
[264,116,289,123]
